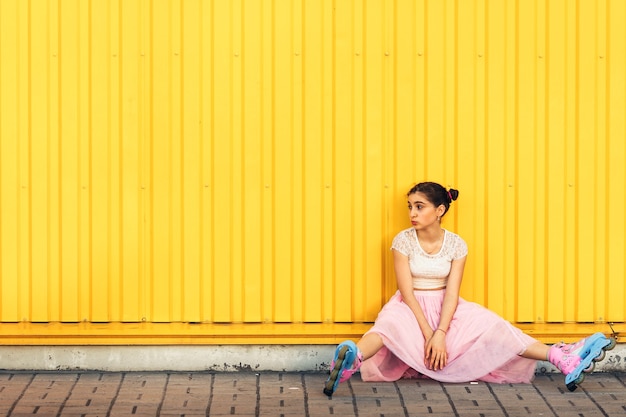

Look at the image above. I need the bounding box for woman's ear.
[436,204,446,218]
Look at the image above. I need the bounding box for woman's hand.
[424,330,448,371]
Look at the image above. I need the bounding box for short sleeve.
[451,234,468,260]
[390,229,413,256]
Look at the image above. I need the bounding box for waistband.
[413,286,446,291]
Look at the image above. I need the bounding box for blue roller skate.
[323,340,362,397]
[548,332,617,392]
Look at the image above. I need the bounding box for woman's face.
[407,192,442,229]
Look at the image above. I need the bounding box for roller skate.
[548,332,616,392]
[323,340,362,397]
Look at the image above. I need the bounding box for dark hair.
[407,182,459,216]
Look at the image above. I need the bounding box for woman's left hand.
[424,331,448,371]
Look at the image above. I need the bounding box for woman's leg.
[357,332,384,360]
[520,341,550,361]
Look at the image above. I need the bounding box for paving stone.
[0,371,624,416]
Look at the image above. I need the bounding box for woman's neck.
[416,226,444,243]
[416,226,445,254]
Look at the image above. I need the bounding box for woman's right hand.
[424,330,448,370]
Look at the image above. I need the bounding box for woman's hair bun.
[448,188,459,202]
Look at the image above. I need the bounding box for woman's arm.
[437,255,466,332]
[392,249,434,340]
[425,255,467,370]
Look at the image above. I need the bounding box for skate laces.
[557,338,586,355]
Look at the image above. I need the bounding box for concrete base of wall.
[1,344,625,374]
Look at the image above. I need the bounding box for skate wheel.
[576,373,585,384]
[584,362,595,373]
[593,350,605,362]
[606,337,617,351]
[565,372,585,392]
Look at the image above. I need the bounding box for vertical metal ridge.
[482,0,490,309]
[116,0,123,321]
[235,0,244,322]
[422,0,429,176]
[75,0,81,322]
[178,0,186,322]
[452,0,459,202]
[597,0,609,323]
[601,0,609,323]
[511,0,520,322]
[145,0,153,321]
[268,0,276,322]
[572,0,581,322]
[258,0,265,322]
[14,0,21,321]
[207,0,215,323]
[139,0,149,322]
[52,0,61,322]
[86,0,95,322]
[45,0,53,321]
[105,0,113,322]
[298,0,307,322]
[541,0,550,317]
[289,0,298,322]
[198,0,206,321]
[25,0,33,323]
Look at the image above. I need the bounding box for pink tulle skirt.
[359,289,538,384]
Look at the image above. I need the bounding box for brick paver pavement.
[0,371,625,416]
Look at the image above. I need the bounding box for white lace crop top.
[391,228,468,289]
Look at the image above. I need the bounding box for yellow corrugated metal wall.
[1,0,625,327]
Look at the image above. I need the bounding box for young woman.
[324,181,615,397]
